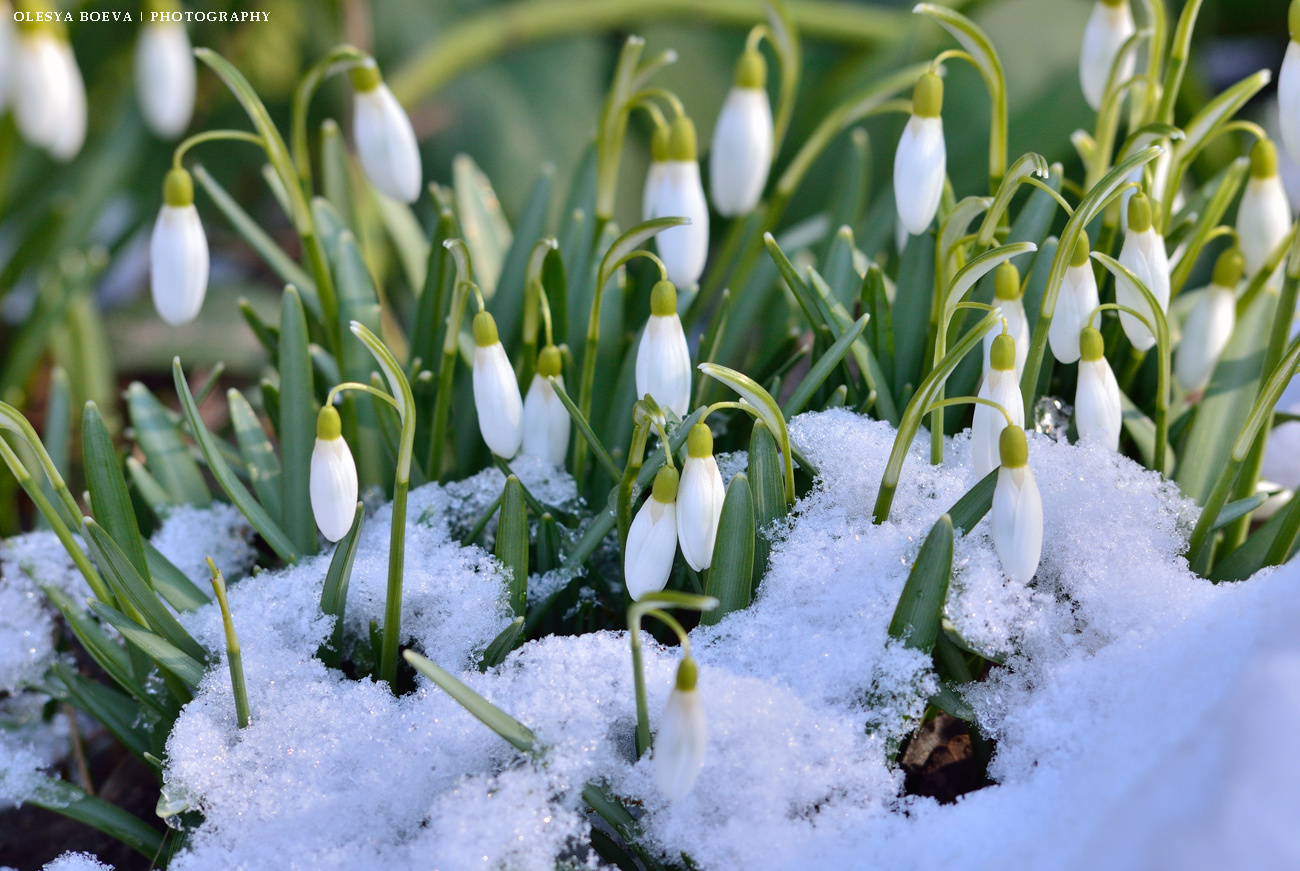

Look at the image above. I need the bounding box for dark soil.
[900,712,993,803]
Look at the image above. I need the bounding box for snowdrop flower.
[1049,236,1101,363]
[1078,0,1135,111]
[350,62,422,203]
[650,115,710,288]
[521,345,570,466]
[655,656,706,801]
[983,260,1029,378]
[1175,248,1242,393]
[472,311,523,458]
[709,48,773,217]
[134,14,195,139]
[972,332,1026,479]
[1278,2,1300,165]
[642,124,670,222]
[150,168,209,326]
[310,406,358,543]
[1236,139,1291,279]
[13,16,86,161]
[1116,192,1170,352]
[991,426,1043,585]
[1075,327,1122,450]
[635,280,692,417]
[676,424,725,571]
[625,465,679,601]
[893,71,946,236]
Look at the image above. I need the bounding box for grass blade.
[783,314,869,417]
[82,401,151,584]
[496,476,529,618]
[888,514,954,652]
[89,600,206,690]
[28,777,165,860]
[143,540,210,612]
[947,470,997,533]
[126,382,210,507]
[227,388,283,520]
[278,287,319,556]
[403,649,537,752]
[701,473,755,625]
[479,616,526,671]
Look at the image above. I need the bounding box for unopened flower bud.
[150,168,210,326]
[1049,236,1101,363]
[472,311,524,458]
[991,426,1043,584]
[676,423,724,571]
[635,281,692,417]
[1175,249,1241,392]
[135,9,195,139]
[709,49,773,217]
[310,406,359,542]
[983,260,1029,378]
[649,115,710,288]
[351,62,422,203]
[1236,140,1291,279]
[1079,0,1136,111]
[1279,1,1300,165]
[893,72,946,236]
[13,13,86,161]
[521,345,570,466]
[1116,193,1170,352]
[1075,327,1122,450]
[655,656,706,801]
[971,331,1025,479]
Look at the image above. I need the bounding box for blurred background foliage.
[0,0,1291,535]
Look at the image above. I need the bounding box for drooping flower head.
[635,280,692,418]
[676,423,725,571]
[1049,235,1101,364]
[471,311,524,458]
[991,426,1043,585]
[643,123,671,222]
[1278,1,1300,165]
[651,114,710,288]
[135,0,196,139]
[655,656,706,801]
[13,6,86,161]
[1175,248,1242,393]
[1116,192,1170,352]
[1079,0,1136,111]
[1236,139,1291,280]
[521,345,571,467]
[984,260,1029,379]
[972,331,1026,479]
[350,61,423,203]
[709,47,773,217]
[625,465,680,601]
[893,71,946,237]
[1075,326,1122,450]
[310,406,359,543]
[150,167,210,326]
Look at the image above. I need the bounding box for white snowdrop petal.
[1079,0,1136,111]
[893,116,946,236]
[652,161,710,288]
[521,375,571,467]
[709,87,773,217]
[677,456,725,571]
[14,35,66,152]
[1049,264,1101,364]
[1116,229,1170,351]
[1075,358,1122,450]
[992,464,1042,584]
[625,498,678,601]
[310,437,359,542]
[970,371,1025,480]
[47,40,86,161]
[643,161,666,222]
[1236,176,1291,278]
[1279,42,1300,166]
[1174,287,1236,393]
[473,343,524,458]
[982,299,1030,378]
[635,314,692,417]
[655,687,707,800]
[135,23,195,139]
[150,204,210,326]
[353,84,422,203]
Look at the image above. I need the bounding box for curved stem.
[644,608,691,654]
[628,87,685,119]
[172,130,265,171]
[327,381,403,413]
[389,0,910,105]
[1023,176,1074,215]
[291,45,371,191]
[924,395,1015,430]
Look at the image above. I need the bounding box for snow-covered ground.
[3,411,1298,871]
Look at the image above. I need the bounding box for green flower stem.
[520,239,558,381]
[627,592,717,758]
[431,280,473,481]
[923,396,1016,430]
[617,405,653,553]
[290,45,371,191]
[1185,330,1300,571]
[171,130,265,171]
[388,0,908,106]
[327,382,404,413]
[0,437,108,602]
[0,403,83,528]
[1019,147,1163,419]
[350,324,418,690]
[1156,0,1205,124]
[207,559,250,728]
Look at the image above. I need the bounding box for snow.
[18,410,1300,871]
[41,854,115,871]
[150,503,258,586]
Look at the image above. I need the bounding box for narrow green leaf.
[823,226,860,306]
[497,476,530,618]
[1118,391,1177,477]
[947,470,997,533]
[28,777,165,860]
[240,297,281,366]
[126,382,210,507]
[783,315,869,417]
[143,540,210,612]
[491,166,556,355]
[862,264,894,389]
[332,230,386,487]
[1211,502,1300,582]
[929,682,975,722]
[1213,492,1271,531]
[53,663,151,758]
[278,287,319,555]
[536,512,562,574]
[320,119,358,234]
[227,388,283,520]
[454,154,512,297]
[698,363,795,506]
[411,199,458,378]
[888,514,954,652]
[126,457,169,523]
[548,376,621,483]
[479,616,526,671]
[173,358,300,564]
[84,520,208,665]
[403,649,537,752]
[374,193,431,292]
[318,503,364,667]
[748,419,785,595]
[892,231,936,399]
[82,402,150,583]
[701,473,755,625]
[89,600,206,690]
[40,367,73,522]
